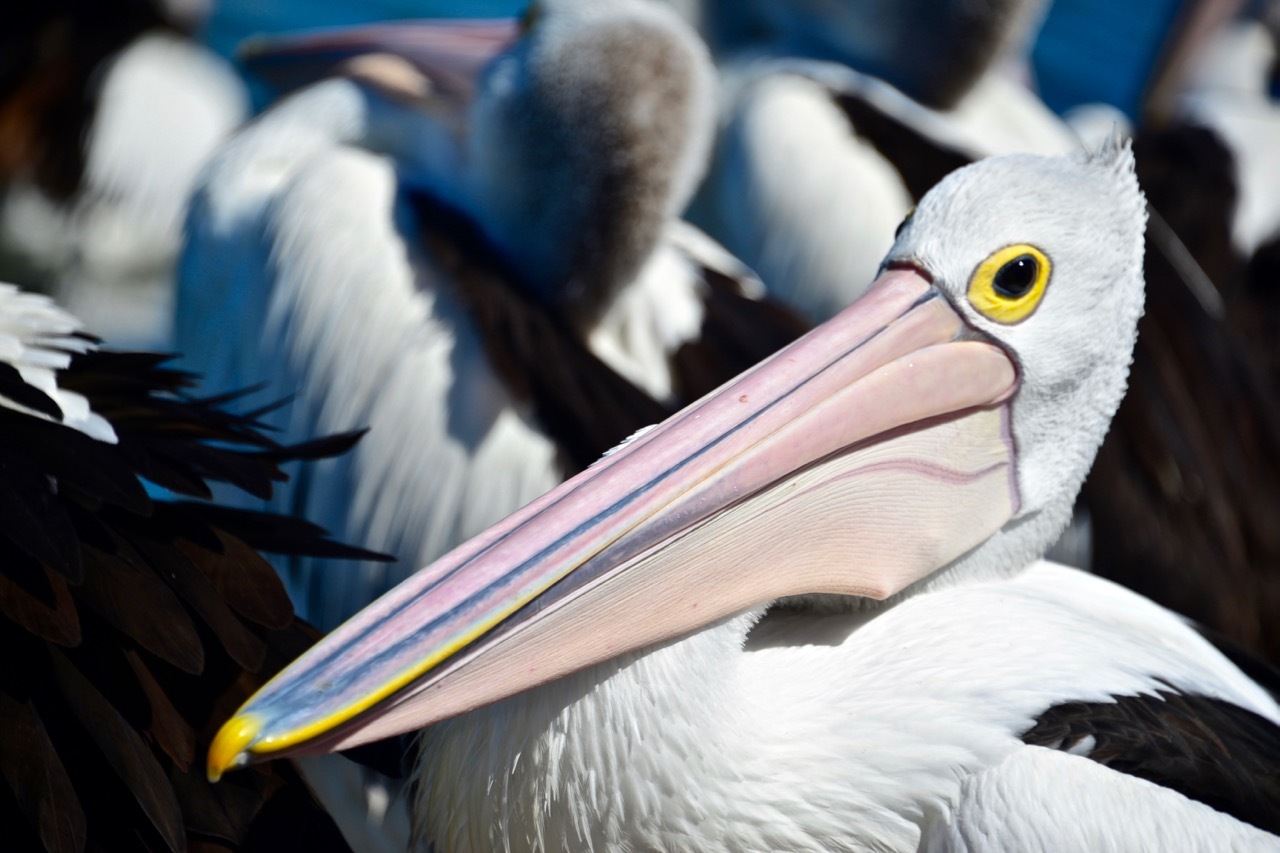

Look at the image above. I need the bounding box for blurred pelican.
[178,0,805,635]
[0,0,248,348]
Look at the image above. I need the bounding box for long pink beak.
[209,268,1020,779]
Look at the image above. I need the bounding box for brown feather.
[0,693,85,853]
[0,555,80,647]
[77,533,206,675]
[127,533,268,673]
[0,337,367,850]
[180,532,294,632]
[123,650,197,771]
[49,648,186,852]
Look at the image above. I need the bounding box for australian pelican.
[209,142,1280,848]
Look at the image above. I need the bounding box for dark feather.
[832,89,973,202]
[0,693,85,853]
[124,650,196,771]
[0,554,80,646]
[128,531,268,673]
[0,361,63,418]
[179,530,294,632]
[0,319,369,850]
[186,504,393,561]
[2,411,154,514]
[1023,689,1280,834]
[77,530,206,675]
[0,450,83,581]
[410,190,809,476]
[1081,122,1280,663]
[49,648,186,852]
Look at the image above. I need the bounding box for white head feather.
[893,136,1146,591]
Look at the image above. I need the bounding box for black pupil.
[993,254,1038,298]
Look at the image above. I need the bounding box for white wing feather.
[177,81,561,633]
[0,283,116,443]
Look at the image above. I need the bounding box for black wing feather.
[672,265,809,403]
[0,341,366,851]
[1023,689,1280,834]
[409,191,809,476]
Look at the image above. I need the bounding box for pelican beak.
[239,18,521,104]
[208,268,1020,781]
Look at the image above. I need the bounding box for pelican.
[176,0,806,636]
[678,0,1050,110]
[209,141,1280,849]
[0,1,249,348]
[679,0,1076,326]
[1068,6,1280,663]
[0,280,380,850]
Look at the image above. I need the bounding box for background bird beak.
[239,19,521,104]
[209,267,1020,780]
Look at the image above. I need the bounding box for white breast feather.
[417,562,1279,852]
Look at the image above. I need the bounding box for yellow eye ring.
[966,244,1051,324]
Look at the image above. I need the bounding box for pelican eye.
[967,244,1050,324]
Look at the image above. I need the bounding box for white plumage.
[419,563,1278,852]
[177,0,799,633]
[210,139,1280,850]
[684,0,1078,324]
[0,283,115,442]
[1,31,247,348]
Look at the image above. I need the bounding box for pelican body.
[177,0,805,635]
[207,140,1280,849]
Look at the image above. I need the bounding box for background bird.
[0,0,248,350]
[175,0,806,635]
[1079,2,1280,662]
[675,0,1074,323]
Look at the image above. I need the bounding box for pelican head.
[244,0,715,328]
[207,138,1146,777]
[468,0,715,323]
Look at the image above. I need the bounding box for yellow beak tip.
[207,714,263,783]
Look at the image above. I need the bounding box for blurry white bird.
[176,6,801,847]
[211,141,1280,852]
[677,0,1076,324]
[1168,9,1280,260]
[0,2,248,348]
[701,60,1078,323]
[177,0,807,631]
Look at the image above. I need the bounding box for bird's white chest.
[414,564,1273,852]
